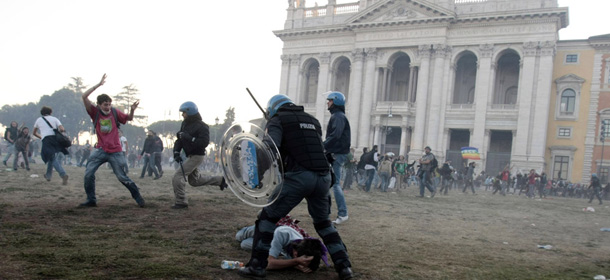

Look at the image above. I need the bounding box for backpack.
[92,107,120,134]
[429,154,438,171]
[363,151,375,165]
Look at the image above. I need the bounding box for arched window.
[388,55,411,101]
[333,58,351,99]
[493,52,520,105]
[560,89,576,115]
[302,60,319,104]
[452,52,477,104]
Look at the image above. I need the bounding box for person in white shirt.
[32,106,69,185]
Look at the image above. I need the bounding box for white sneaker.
[333,216,349,224]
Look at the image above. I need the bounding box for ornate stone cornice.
[290,54,300,66]
[281,55,290,65]
[365,48,378,60]
[540,41,556,57]
[319,52,331,64]
[352,48,365,61]
[418,45,432,58]
[523,41,538,57]
[479,44,494,58]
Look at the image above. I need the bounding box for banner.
[461,147,481,160]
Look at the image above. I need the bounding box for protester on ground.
[3,121,18,166]
[170,101,226,209]
[79,73,145,208]
[238,94,353,280]
[323,91,350,225]
[33,106,69,185]
[236,215,328,274]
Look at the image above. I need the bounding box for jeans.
[83,148,142,204]
[140,154,159,178]
[419,170,435,196]
[3,143,15,162]
[331,153,348,217]
[364,168,376,192]
[248,170,350,271]
[13,149,29,170]
[379,171,390,192]
[46,152,67,179]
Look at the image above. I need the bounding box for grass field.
[1,163,609,280]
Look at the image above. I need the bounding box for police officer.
[239,95,353,280]
[171,101,226,209]
[324,91,350,224]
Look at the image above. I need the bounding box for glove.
[177,131,193,141]
[174,152,183,163]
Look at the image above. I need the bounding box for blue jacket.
[324,106,350,154]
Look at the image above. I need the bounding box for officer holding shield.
[238,95,353,280]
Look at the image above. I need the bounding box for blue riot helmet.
[179,101,198,116]
[326,91,346,106]
[266,94,293,118]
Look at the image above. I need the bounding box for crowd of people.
[4,79,608,279]
[335,147,608,205]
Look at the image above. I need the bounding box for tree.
[113,84,147,126]
[210,107,236,146]
[67,77,87,94]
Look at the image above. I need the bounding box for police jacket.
[266,104,330,173]
[174,113,209,157]
[324,106,350,154]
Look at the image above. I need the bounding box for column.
[348,49,365,148]
[316,52,331,122]
[409,45,432,160]
[357,48,378,148]
[425,44,446,151]
[279,55,290,94]
[399,116,409,156]
[471,44,494,158]
[513,42,538,162]
[530,42,555,164]
[287,54,301,101]
[381,67,389,101]
[408,65,417,102]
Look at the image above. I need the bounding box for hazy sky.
[0,0,607,126]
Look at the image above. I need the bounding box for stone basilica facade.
[274,0,568,175]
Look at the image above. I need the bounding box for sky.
[0,0,608,127]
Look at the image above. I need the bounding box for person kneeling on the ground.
[171,101,227,209]
[236,215,328,273]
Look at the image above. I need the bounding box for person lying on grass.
[235,215,329,273]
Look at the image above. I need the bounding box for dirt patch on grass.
[1,164,609,279]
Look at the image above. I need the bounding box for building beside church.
[273,0,610,183]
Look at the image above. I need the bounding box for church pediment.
[346,0,454,26]
[555,74,585,85]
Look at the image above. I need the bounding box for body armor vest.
[276,107,329,172]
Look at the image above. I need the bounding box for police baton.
[179,161,187,182]
[246,88,269,120]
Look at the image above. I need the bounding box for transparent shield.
[220,123,283,207]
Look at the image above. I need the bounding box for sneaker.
[62,175,69,185]
[78,201,97,207]
[430,191,436,198]
[338,267,354,280]
[238,259,266,278]
[333,216,349,225]
[220,177,228,191]
[171,204,188,209]
[26,167,30,171]
[44,174,51,182]
[153,176,161,180]
[2,160,6,166]
[135,196,146,208]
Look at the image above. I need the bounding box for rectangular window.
[604,119,610,138]
[565,54,578,64]
[558,128,571,137]
[553,155,569,180]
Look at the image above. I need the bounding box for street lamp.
[600,120,607,183]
